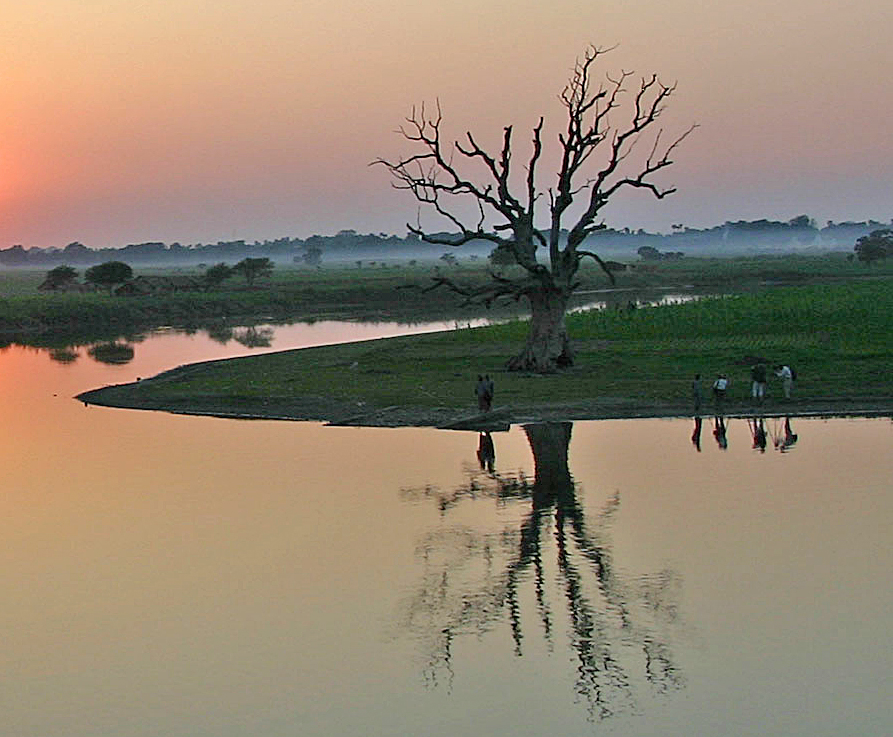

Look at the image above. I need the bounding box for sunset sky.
[1,0,891,248]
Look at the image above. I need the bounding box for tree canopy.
[204,262,233,286]
[854,229,893,263]
[232,257,274,285]
[45,265,79,289]
[376,45,694,371]
[84,261,133,290]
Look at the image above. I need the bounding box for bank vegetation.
[77,279,893,426]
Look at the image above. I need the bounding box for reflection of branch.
[556,518,633,720]
[398,422,684,717]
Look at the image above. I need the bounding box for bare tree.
[376,46,695,371]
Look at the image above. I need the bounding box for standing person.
[775,364,793,399]
[474,375,489,411]
[484,374,494,412]
[692,373,703,414]
[712,373,729,412]
[751,362,767,403]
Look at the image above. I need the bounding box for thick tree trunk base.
[506,290,573,373]
[506,343,574,373]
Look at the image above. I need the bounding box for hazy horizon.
[2,1,891,249]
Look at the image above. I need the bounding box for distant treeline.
[2,216,889,268]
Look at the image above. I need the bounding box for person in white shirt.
[712,373,729,410]
[775,365,793,399]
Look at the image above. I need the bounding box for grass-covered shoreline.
[4,253,893,340]
[78,280,893,427]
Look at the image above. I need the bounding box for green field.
[3,253,893,342]
[78,278,893,425]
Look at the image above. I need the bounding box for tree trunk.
[506,288,573,372]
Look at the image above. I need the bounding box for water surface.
[1,323,890,737]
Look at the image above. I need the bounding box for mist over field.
[1,216,888,270]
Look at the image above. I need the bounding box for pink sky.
[1,0,891,248]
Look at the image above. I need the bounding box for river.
[1,321,891,737]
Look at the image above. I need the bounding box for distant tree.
[488,245,516,267]
[439,253,458,267]
[204,262,233,287]
[854,229,893,263]
[788,214,815,229]
[44,265,79,289]
[84,261,132,291]
[232,257,274,285]
[302,246,323,266]
[637,245,662,261]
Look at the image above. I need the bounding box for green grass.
[82,280,893,420]
[3,253,891,339]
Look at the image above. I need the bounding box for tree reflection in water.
[232,326,274,348]
[87,341,135,365]
[399,422,684,720]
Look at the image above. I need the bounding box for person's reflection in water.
[398,422,684,720]
[775,416,799,453]
[476,431,496,473]
[713,415,728,450]
[691,416,703,452]
[748,417,767,453]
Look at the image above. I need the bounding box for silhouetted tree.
[377,45,694,371]
[488,245,516,267]
[232,257,274,285]
[204,262,233,287]
[854,229,893,263]
[637,245,662,261]
[302,246,323,266]
[44,265,79,290]
[84,261,132,292]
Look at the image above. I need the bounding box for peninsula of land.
[77,279,893,428]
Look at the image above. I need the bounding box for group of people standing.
[749,361,795,402]
[691,362,796,413]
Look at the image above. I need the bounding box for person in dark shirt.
[751,363,767,403]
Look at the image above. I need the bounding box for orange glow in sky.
[1,0,891,247]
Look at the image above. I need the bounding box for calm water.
[1,323,891,737]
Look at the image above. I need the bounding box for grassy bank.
[4,254,893,339]
[79,280,893,426]
[0,264,598,340]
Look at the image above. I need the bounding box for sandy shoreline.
[77,385,893,429]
